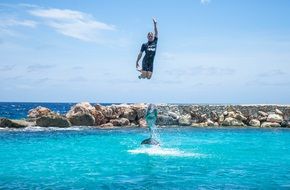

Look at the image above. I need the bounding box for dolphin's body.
[141,138,159,145]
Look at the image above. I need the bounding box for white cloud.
[29,8,115,42]
[0,18,37,28]
[201,0,211,5]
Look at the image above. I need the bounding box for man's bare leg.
[147,72,152,79]
[140,71,147,79]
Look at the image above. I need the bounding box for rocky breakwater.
[156,104,290,128]
[0,103,289,128]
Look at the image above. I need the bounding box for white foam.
[16,126,92,132]
[128,146,204,157]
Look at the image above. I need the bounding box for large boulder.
[261,122,281,128]
[222,117,245,126]
[210,111,219,122]
[275,108,283,116]
[168,111,180,120]
[131,104,147,119]
[66,102,94,117]
[0,118,28,128]
[178,114,191,126]
[92,110,107,125]
[156,115,178,125]
[27,106,53,120]
[235,113,247,122]
[267,114,283,123]
[66,102,96,126]
[101,105,123,119]
[249,119,260,127]
[121,107,137,121]
[68,113,95,126]
[36,115,71,127]
[258,111,268,117]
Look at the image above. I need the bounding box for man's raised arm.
[153,18,158,38]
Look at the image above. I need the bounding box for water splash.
[128,146,205,157]
[145,104,158,140]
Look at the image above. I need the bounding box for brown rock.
[68,113,95,126]
[28,106,53,120]
[261,122,281,128]
[100,123,114,128]
[0,118,27,128]
[110,118,130,126]
[36,115,71,127]
[138,118,147,128]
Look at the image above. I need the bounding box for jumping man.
[136,18,158,79]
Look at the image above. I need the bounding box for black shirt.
[141,37,158,61]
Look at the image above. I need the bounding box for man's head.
[147,32,154,42]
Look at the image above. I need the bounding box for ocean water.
[0,102,114,119]
[1,103,290,189]
[0,127,290,189]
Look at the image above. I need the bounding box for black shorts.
[142,58,154,72]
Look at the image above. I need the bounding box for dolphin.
[141,138,160,146]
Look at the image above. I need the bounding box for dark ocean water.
[0,102,115,119]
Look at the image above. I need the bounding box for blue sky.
[0,0,290,104]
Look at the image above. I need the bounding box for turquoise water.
[1,127,290,189]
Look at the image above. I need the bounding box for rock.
[110,118,130,126]
[258,111,268,117]
[200,114,207,123]
[249,119,260,127]
[121,107,137,121]
[95,104,103,111]
[92,110,107,125]
[267,114,283,123]
[227,111,236,118]
[66,102,95,116]
[68,113,95,126]
[281,120,289,128]
[156,115,178,125]
[168,111,180,120]
[235,114,247,122]
[0,118,28,128]
[138,118,147,128]
[66,102,97,126]
[36,115,71,127]
[210,111,218,122]
[131,104,147,119]
[222,117,245,126]
[101,105,123,119]
[261,122,281,128]
[191,122,208,127]
[223,111,228,116]
[178,114,191,126]
[27,106,53,120]
[206,119,215,126]
[275,108,283,116]
[100,123,114,128]
[214,122,219,126]
[218,114,225,123]
[130,123,139,127]
[258,116,267,122]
